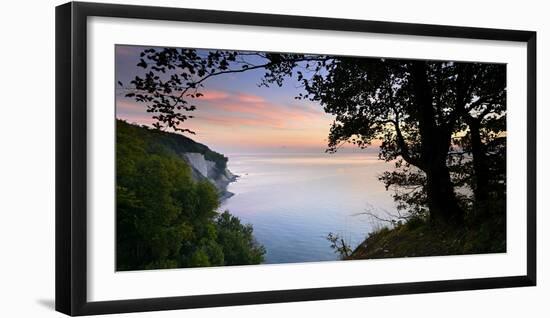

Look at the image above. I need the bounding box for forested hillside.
[116,120,265,270]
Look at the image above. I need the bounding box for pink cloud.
[195,116,284,128]
[116,88,334,149]
[183,90,329,130]
[199,90,230,101]
[194,100,325,130]
[236,93,265,104]
[199,90,265,104]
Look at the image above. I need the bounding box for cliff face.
[116,120,237,201]
[182,152,237,201]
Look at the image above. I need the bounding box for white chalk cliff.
[182,152,237,201]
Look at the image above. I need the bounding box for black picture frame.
[55,1,537,316]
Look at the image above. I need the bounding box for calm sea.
[219,152,398,264]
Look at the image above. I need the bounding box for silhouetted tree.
[453,63,506,215]
[121,48,506,226]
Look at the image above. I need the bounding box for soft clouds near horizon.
[116,87,335,154]
[115,45,342,154]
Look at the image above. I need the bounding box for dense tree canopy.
[122,47,506,228]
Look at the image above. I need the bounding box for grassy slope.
[348,216,506,260]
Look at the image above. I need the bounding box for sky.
[115,45,343,155]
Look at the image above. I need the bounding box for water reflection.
[220,152,398,264]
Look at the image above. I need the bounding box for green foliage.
[326,232,352,259]
[216,211,266,265]
[118,118,228,171]
[151,126,228,171]
[116,120,264,270]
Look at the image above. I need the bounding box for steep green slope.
[116,120,264,271]
[117,119,228,170]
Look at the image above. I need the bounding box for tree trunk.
[410,61,464,225]
[468,119,490,206]
[425,161,464,225]
[455,64,489,215]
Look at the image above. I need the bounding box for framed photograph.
[55,1,536,316]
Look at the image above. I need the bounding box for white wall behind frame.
[0,0,547,318]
